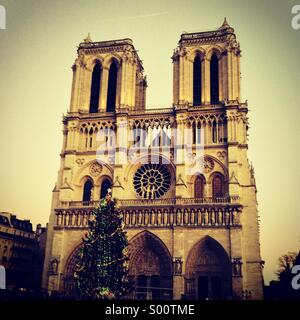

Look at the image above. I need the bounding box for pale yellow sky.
[0,0,299,284]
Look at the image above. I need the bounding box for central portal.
[185,236,232,300]
[128,231,173,300]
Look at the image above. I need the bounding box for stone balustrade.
[59,196,240,209]
[54,198,242,229]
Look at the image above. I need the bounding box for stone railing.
[58,196,240,209]
[54,203,241,229]
[79,38,133,49]
[59,200,100,208]
[118,196,239,207]
[128,107,174,115]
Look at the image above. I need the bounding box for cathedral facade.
[42,20,264,300]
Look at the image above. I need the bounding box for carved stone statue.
[50,258,59,275]
[173,258,183,275]
[232,258,242,277]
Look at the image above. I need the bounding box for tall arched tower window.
[89,63,101,113]
[193,56,202,106]
[100,179,111,199]
[197,122,202,144]
[83,179,93,202]
[192,123,196,145]
[192,122,202,145]
[212,175,223,198]
[212,121,217,143]
[210,54,219,104]
[194,176,204,198]
[106,61,118,112]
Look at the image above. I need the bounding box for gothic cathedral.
[42,20,264,300]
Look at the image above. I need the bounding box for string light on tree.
[74,190,131,300]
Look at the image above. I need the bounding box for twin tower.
[70,18,241,114]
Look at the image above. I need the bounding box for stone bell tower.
[172,18,241,106]
[170,18,264,299]
[69,34,147,113]
[42,35,148,293]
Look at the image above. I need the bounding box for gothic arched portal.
[128,231,173,300]
[64,246,81,297]
[185,236,232,300]
[63,232,174,299]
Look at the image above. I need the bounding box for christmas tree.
[74,190,131,300]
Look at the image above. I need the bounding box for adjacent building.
[0,212,44,291]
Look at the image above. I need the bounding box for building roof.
[77,35,144,70]
[0,212,33,232]
[11,216,33,232]
[0,214,10,227]
[79,37,134,50]
[179,18,236,46]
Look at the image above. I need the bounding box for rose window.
[133,164,171,199]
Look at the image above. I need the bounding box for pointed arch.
[102,54,121,69]
[186,236,231,274]
[188,48,206,61]
[197,122,202,144]
[89,61,102,113]
[194,175,205,198]
[211,172,225,198]
[212,120,217,143]
[82,178,93,202]
[100,178,112,199]
[192,122,197,144]
[63,243,82,296]
[128,231,173,299]
[206,47,222,61]
[185,236,232,300]
[193,55,202,106]
[73,160,113,186]
[210,54,219,104]
[106,60,118,112]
